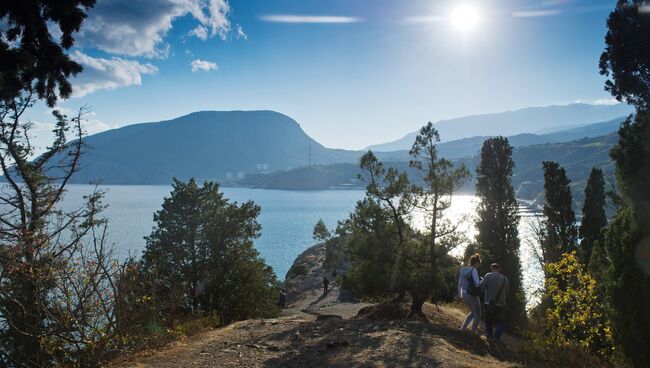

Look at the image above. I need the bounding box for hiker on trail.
[323,276,330,295]
[458,253,482,333]
[480,263,509,342]
[277,288,287,308]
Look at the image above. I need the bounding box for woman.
[458,253,481,333]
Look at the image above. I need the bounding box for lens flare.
[450,4,481,33]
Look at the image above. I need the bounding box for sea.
[58,184,544,306]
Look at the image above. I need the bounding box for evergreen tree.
[605,113,650,367]
[142,178,279,324]
[408,122,469,315]
[539,161,578,267]
[313,219,331,243]
[475,137,526,327]
[599,3,650,365]
[579,167,608,266]
[599,0,650,111]
[0,0,96,106]
[345,151,415,299]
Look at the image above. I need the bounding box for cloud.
[512,9,561,18]
[404,15,443,24]
[77,0,235,58]
[259,15,362,24]
[235,24,247,40]
[592,98,620,106]
[189,25,209,41]
[574,98,622,106]
[70,51,158,97]
[191,59,218,72]
[32,115,116,139]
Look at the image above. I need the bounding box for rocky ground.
[109,244,538,368]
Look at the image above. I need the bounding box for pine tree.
[142,178,279,324]
[579,167,608,266]
[408,122,469,315]
[605,113,650,367]
[539,161,578,266]
[475,137,526,327]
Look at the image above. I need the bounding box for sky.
[29,0,623,150]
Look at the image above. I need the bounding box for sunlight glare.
[449,4,481,33]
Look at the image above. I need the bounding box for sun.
[449,4,481,33]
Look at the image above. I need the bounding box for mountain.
[58,108,626,185]
[241,133,619,210]
[429,116,627,159]
[67,110,360,184]
[366,103,632,152]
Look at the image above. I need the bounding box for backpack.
[466,269,481,297]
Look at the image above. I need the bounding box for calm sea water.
[58,185,543,305]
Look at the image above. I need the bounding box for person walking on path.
[480,263,509,342]
[323,276,330,296]
[277,288,287,308]
[458,254,482,333]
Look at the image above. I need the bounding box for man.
[480,263,509,342]
[323,276,330,295]
[277,288,287,308]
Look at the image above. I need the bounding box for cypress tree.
[579,167,608,266]
[475,137,526,327]
[540,161,578,266]
[605,113,650,367]
[599,2,650,365]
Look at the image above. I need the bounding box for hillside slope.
[240,133,618,209]
[110,243,532,368]
[68,111,359,184]
[367,103,631,151]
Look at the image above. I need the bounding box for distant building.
[226,172,233,180]
[237,172,245,179]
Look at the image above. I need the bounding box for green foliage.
[539,161,578,266]
[343,197,408,299]
[312,219,331,243]
[543,252,614,358]
[579,167,608,266]
[0,0,96,106]
[599,0,650,111]
[407,122,469,314]
[344,126,467,314]
[287,263,309,278]
[137,178,280,328]
[474,137,526,327]
[605,112,650,368]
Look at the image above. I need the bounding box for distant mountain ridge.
[50,106,630,185]
[366,103,632,152]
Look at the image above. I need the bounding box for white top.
[458,266,480,298]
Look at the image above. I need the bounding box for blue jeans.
[485,304,507,341]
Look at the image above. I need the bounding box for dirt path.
[110,243,533,367]
[284,243,372,319]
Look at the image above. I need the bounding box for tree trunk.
[409,293,427,317]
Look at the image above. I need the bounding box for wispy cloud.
[259,15,362,24]
[592,98,620,106]
[191,59,218,72]
[574,98,621,106]
[235,24,247,40]
[512,9,561,18]
[404,15,443,24]
[70,51,158,97]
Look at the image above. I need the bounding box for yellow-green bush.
[543,252,614,358]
